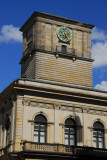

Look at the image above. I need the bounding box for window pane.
[70,135,75,139]
[34,124,39,130]
[70,128,75,134]
[70,138,75,145]
[93,137,97,148]
[99,140,103,148]
[40,125,45,131]
[93,130,97,137]
[65,127,69,133]
[40,136,45,143]
[98,137,103,148]
[34,135,38,142]
[40,132,45,136]
[70,135,75,145]
[65,138,68,145]
[98,137,103,142]
[98,131,103,137]
[65,134,68,138]
[34,131,38,135]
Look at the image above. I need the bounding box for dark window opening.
[4,115,11,146]
[62,45,67,54]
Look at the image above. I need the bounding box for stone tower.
[20,12,94,88]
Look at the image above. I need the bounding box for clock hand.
[64,32,69,40]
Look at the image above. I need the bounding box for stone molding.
[87,110,107,116]
[22,100,54,109]
[22,100,107,116]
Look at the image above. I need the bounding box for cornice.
[0,78,107,107]
[20,48,94,64]
[14,79,107,105]
[20,11,95,32]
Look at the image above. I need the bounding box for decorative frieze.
[60,105,82,113]
[60,106,74,111]
[31,102,53,109]
[75,108,82,113]
[87,109,107,116]
[22,100,54,109]
[22,100,107,116]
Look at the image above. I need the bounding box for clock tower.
[20,12,94,88]
[1,11,107,160]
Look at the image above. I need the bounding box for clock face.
[57,27,72,43]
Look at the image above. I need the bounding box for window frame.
[34,115,47,143]
[65,118,76,146]
[93,121,104,148]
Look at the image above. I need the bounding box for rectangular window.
[62,45,66,54]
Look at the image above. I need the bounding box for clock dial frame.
[57,27,72,43]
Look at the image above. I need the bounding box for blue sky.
[0,0,107,92]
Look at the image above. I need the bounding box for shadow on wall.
[75,116,82,143]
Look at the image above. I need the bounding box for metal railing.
[56,46,75,56]
[0,144,12,156]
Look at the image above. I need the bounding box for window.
[93,121,104,148]
[62,45,67,54]
[65,118,76,145]
[34,115,47,143]
[4,114,11,146]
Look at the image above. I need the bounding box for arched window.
[34,114,47,143]
[65,118,76,145]
[4,114,11,146]
[93,121,104,148]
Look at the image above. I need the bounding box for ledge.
[20,48,94,64]
[22,142,107,158]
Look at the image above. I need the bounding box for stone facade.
[21,12,94,88]
[0,12,107,160]
[0,79,107,160]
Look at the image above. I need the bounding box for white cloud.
[94,81,107,91]
[92,27,107,41]
[0,25,22,43]
[92,27,107,68]
[92,41,107,67]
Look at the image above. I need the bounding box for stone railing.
[23,142,75,153]
[1,142,107,158]
[23,142,107,158]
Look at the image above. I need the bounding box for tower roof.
[20,11,95,32]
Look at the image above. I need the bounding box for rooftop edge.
[20,11,95,32]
